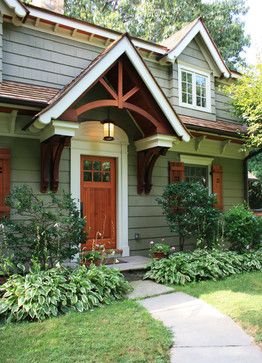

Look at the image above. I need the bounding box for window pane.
[188,94,192,104]
[102,172,111,182]
[187,73,192,83]
[184,165,208,187]
[182,92,187,103]
[182,71,187,82]
[102,161,111,171]
[84,171,92,182]
[196,96,201,106]
[93,172,101,182]
[93,161,101,170]
[201,97,206,108]
[83,160,92,170]
[182,82,187,92]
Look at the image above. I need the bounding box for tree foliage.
[0,186,86,270]
[64,0,250,68]
[226,64,262,149]
[157,181,221,250]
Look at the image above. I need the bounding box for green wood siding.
[128,147,244,255]
[0,136,70,194]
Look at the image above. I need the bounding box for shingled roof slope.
[0,81,58,105]
[161,18,199,49]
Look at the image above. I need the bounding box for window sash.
[179,67,209,111]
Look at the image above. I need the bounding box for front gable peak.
[31,34,190,142]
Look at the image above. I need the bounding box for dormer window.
[178,65,211,112]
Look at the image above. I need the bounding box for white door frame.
[70,121,130,256]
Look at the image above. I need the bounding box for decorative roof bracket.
[40,135,71,193]
[137,146,168,194]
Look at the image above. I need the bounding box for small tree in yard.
[157,182,221,251]
[0,185,86,270]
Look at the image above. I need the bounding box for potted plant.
[149,241,171,259]
[82,250,102,267]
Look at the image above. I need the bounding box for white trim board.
[34,35,190,142]
[2,0,27,18]
[70,121,129,256]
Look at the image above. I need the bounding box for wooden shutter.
[212,164,223,210]
[0,149,11,218]
[169,161,185,183]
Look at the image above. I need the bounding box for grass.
[176,271,262,346]
[0,299,172,363]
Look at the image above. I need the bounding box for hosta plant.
[0,264,131,322]
[144,249,262,285]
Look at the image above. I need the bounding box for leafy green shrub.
[157,182,221,250]
[144,249,262,285]
[0,264,131,322]
[224,204,262,252]
[0,185,86,269]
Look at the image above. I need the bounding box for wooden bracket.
[40,135,71,193]
[137,147,168,194]
[194,135,206,151]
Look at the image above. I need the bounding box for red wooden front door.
[80,156,116,250]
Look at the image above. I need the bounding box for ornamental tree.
[157,181,221,251]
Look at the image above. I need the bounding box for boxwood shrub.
[144,249,262,285]
[0,265,131,322]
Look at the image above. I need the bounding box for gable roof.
[33,33,190,142]
[161,18,230,78]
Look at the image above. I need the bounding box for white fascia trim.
[4,0,27,17]
[135,134,176,151]
[166,21,230,78]
[27,6,166,56]
[37,36,190,142]
[40,120,79,142]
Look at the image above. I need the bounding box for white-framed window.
[178,64,211,112]
[180,155,213,192]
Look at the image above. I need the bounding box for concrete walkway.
[139,291,262,363]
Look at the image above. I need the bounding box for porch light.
[102,121,115,141]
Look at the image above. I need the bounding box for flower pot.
[153,252,167,260]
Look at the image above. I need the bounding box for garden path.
[132,285,262,363]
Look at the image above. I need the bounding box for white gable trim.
[35,36,190,142]
[165,20,230,78]
[2,0,27,18]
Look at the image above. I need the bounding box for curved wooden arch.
[75,99,162,130]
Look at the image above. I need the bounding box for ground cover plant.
[177,272,262,346]
[0,264,131,322]
[0,300,172,363]
[144,249,262,285]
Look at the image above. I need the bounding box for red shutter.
[169,161,185,183]
[0,149,11,218]
[212,164,223,210]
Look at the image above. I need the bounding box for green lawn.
[0,300,172,363]
[176,271,262,346]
